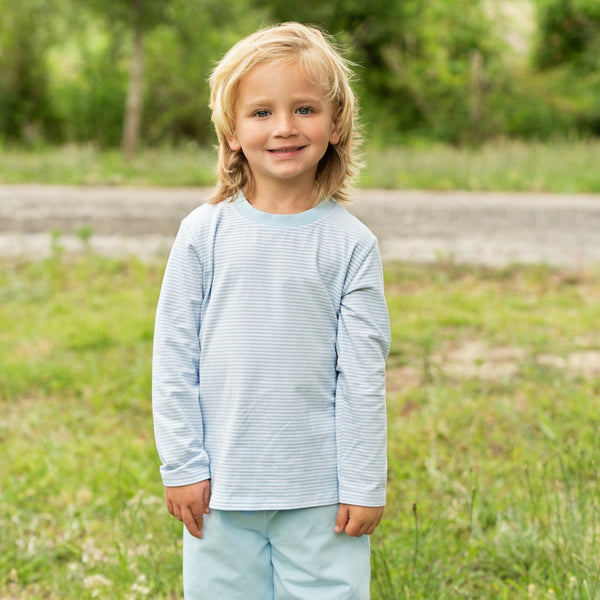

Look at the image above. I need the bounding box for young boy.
[152,22,391,599]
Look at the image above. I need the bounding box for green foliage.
[0,0,61,143]
[22,0,265,147]
[531,0,600,137]
[47,16,129,146]
[535,0,600,71]
[2,0,600,146]
[484,65,598,139]
[81,0,167,31]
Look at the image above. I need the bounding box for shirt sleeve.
[335,241,391,507]
[152,221,210,487]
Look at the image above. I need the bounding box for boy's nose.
[273,113,298,137]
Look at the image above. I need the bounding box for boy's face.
[226,61,340,200]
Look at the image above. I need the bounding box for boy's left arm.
[335,242,391,535]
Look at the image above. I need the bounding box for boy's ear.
[226,134,241,152]
[329,123,341,146]
[329,108,342,145]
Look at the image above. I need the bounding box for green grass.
[0,144,217,187]
[1,252,600,599]
[1,138,600,192]
[361,138,600,193]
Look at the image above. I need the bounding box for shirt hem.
[208,495,340,512]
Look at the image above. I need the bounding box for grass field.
[1,251,600,599]
[1,138,600,192]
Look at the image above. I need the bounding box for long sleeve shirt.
[152,194,391,510]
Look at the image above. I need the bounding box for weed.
[76,226,94,251]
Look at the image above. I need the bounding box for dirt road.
[1,184,600,267]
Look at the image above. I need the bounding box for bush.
[535,0,600,71]
[0,0,60,144]
[48,25,128,147]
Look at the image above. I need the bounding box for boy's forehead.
[236,60,331,97]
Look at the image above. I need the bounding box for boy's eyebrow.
[241,100,272,109]
[241,95,327,108]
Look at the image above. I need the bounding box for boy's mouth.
[268,146,306,153]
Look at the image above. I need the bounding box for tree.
[122,0,144,158]
[81,0,166,156]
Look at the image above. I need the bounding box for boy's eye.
[297,106,313,115]
[253,110,270,118]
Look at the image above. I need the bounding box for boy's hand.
[165,480,211,539]
[334,503,384,537]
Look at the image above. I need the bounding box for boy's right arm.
[153,221,211,502]
[165,480,211,539]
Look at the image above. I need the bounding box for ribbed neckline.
[233,193,336,227]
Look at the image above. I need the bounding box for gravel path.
[1,184,600,267]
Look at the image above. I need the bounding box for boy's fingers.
[165,492,174,517]
[202,484,211,514]
[334,504,349,533]
[163,482,211,541]
[344,519,361,537]
[182,506,204,539]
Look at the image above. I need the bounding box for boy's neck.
[245,182,318,215]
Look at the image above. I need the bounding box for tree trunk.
[468,50,484,143]
[122,0,144,158]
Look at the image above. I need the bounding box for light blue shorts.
[183,504,370,599]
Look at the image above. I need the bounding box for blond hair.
[208,22,361,205]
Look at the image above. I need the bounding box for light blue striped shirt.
[152,195,390,510]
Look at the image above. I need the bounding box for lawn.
[2,138,600,192]
[1,252,600,599]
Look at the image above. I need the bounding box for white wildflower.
[130,583,151,595]
[569,576,577,589]
[528,584,536,598]
[83,574,112,589]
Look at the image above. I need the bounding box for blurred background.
[3,4,600,599]
[1,0,599,156]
